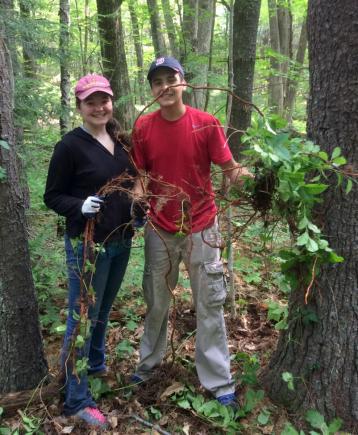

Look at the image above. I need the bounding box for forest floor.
[1,234,295,434]
[1,289,293,433]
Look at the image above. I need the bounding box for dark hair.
[106,118,132,149]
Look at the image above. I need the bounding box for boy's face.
[150,67,186,108]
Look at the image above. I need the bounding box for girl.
[44,74,136,427]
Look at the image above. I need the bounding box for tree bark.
[59,0,71,135]
[267,0,283,114]
[19,0,37,78]
[261,1,358,430]
[284,18,307,124]
[128,0,146,105]
[228,0,261,159]
[0,33,48,394]
[161,0,179,58]
[181,0,215,109]
[277,0,292,96]
[147,0,166,57]
[96,0,135,130]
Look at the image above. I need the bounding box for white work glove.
[81,195,104,218]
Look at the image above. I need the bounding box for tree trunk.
[267,0,283,114]
[228,0,261,159]
[284,18,307,124]
[0,33,48,394]
[128,0,146,105]
[277,0,292,96]
[96,0,135,130]
[19,0,37,78]
[59,0,71,135]
[181,0,215,109]
[161,0,179,58]
[193,0,215,109]
[147,0,166,57]
[261,1,358,430]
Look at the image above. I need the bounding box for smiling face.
[150,67,186,109]
[77,91,113,130]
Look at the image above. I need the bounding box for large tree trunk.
[0,33,48,394]
[228,0,261,159]
[128,0,146,105]
[96,0,135,129]
[59,0,71,135]
[261,1,358,430]
[147,0,166,57]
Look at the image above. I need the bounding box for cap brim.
[76,87,114,100]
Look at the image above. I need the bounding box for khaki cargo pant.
[135,220,235,397]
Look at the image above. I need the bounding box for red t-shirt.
[132,106,232,233]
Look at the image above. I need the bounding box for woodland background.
[0,0,357,434]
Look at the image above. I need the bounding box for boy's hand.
[131,199,150,228]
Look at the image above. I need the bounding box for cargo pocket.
[204,261,227,307]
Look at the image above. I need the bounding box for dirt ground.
[1,281,292,434]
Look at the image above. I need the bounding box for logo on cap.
[156,57,165,66]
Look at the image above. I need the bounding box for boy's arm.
[219,158,253,186]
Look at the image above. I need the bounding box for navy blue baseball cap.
[147,56,185,81]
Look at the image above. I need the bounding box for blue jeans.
[61,234,131,415]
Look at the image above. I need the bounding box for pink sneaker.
[75,407,107,428]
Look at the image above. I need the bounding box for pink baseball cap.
[74,73,114,100]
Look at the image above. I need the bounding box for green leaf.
[332,156,347,166]
[75,334,85,348]
[305,410,325,429]
[0,140,9,150]
[282,372,295,391]
[0,407,3,417]
[177,399,191,409]
[318,151,328,161]
[0,167,7,180]
[257,409,271,425]
[303,184,328,195]
[298,216,309,230]
[328,252,344,263]
[126,319,138,331]
[327,418,343,433]
[243,389,264,412]
[307,222,321,234]
[331,147,341,159]
[275,318,288,330]
[345,179,353,194]
[306,237,319,252]
[54,324,66,334]
[297,232,309,246]
[280,422,300,435]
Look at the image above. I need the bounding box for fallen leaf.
[160,381,185,400]
[108,415,118,428]
[61,426,74,434]
[182,422,190,434]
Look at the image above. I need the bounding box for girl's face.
[77,92,113,129]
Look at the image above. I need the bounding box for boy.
[131,56,252,406]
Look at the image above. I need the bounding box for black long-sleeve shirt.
[44,127,135,242]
